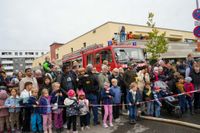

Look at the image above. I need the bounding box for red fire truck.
[62,43,145,71]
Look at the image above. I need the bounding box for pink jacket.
[0,90,9,117]
[184,83,195,97]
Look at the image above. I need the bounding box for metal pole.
[196,0,199,9]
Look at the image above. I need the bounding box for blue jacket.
[50,91,65,108]
[101,89,115,105]
[110,86,121,104]
[27,96,40,113]
[4,96,20,113]
[39,96,51,114]
[126,90,142,106]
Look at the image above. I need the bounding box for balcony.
[25,60,33,64]
[25,65,32,69]
[4,66,14,70]
[1,60,13,64]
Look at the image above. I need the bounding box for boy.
[127,82,142,124]
[20,82,33,132]
[27,88,42,133]
[110,78,121,122]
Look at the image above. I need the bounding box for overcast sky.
[0,0,196,50]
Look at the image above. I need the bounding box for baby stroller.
[154,81,182,118]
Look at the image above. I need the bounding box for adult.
[78,64,100,125]
[19,68,38,92]
[98,65,109,91]
[120,26,126,42]
[60,64,77,93]
[190,63,200,113]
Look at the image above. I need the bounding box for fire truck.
[62,43,145,71]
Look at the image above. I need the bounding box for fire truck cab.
[62,43,145,71]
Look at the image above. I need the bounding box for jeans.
[186,96,193,112]
[179,95,187,113]
[154,104,161,117]
[22,108,31,132]
[87,94,99,124]
[194,92,200,110]
[31,113,42,132]
[128,105,136,120]
[103,105,113,124]
[146,102,154,116]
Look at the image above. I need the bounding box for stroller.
[154,81,182,118]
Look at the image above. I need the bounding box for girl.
[39,89,52,133]
[5,87,21,132]
[50,82,64,133]
[78,90,90,131]
[42,76,52,95]
[127,82,142,124]
[0,90,10,133]
[101,82,114,128]
[64,89,80,133]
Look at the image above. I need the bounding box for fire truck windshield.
[114,47,144,63]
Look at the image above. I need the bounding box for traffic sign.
[193,26,200,38]
[193,8,200,20]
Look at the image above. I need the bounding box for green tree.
[145,12,168,62]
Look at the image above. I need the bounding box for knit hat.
[67,89,75,97]
[185,77,192,83]
[77,90,85,97]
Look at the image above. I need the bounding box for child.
[143,82,154,116]
[127,82,141,124]
[184,77,194,114]
[27,88,43,133]
[39,89,52,133]
[64,89,80,133]
[20,81,32,132]
[176,76,187,114]
[153,87,162,117]
[77,90,90,131]
[101,82,114,128]
[50,82,64,133]
[0,90,10,133]
[110,79,121,122]
[5,87,21,132]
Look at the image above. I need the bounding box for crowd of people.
[0,54,200,133]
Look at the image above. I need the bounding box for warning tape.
[0,89,199,109]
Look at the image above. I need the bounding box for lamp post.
[196,0,199,8]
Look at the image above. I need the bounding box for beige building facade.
[32,21,197,68]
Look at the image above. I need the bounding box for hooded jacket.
[64,97,80,117]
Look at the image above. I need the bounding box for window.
[87,54,93,65]
[83,42,86,48]
[19,52,22,55]
[41,52,44,55]
[56,54,59,59]
[95,53,101,64]
[25,52,28,55]
[71,48,74,52]
[101,50,112,63]
[15,52,18,56]
[35,52,38,55]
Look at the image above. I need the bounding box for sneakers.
[103,123,108,128]
[109,123,114,127]
[63,122,68,129]
[85,126,90,129]
[114,118,120,123]
[81,127,84,131]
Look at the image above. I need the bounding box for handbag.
[52,96,59,111]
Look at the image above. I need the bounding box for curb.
[140,116,200,130]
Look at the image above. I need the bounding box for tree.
[145,12,168,62]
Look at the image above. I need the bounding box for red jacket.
[184,83,194,97]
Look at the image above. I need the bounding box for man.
[190,63,200,113]
[19,68,38,92]
[79,64,100,125]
